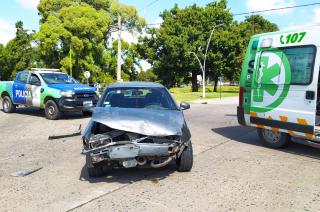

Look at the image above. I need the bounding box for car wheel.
[257,128,290,149]
[176,141,193,172]
[45,100,61,120]
[82,111,92,117]
[87,165,104,178]
[2,96,16,113]
[85,154,105,177]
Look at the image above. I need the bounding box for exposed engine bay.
[83,121,188,169]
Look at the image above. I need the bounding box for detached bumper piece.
[58,93,99,112]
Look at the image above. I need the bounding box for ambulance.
[237,27,320,148]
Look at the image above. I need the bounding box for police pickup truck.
[0,68,99,120]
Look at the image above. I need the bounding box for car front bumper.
[58,94,99,112]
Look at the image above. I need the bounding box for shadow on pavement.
[224,114,237,117]
[212,125,320,160]
[211,125,255,141]
[0,107,87,120]
[79,162,177,184]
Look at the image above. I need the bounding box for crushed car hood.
[91,107,186,136]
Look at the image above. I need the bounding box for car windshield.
[40,73,78,84]
[101,87,177,110]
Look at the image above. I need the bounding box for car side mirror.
[180,102,190,110]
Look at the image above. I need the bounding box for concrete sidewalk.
[189,96,238,105]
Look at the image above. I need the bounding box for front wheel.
[2,96,16,113]
[176,141,193,172]
[257,128,290,149]
[87,165,104,178]
[45,100,61,120]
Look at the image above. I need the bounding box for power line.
[138,0,160,12]
[112,2,320,32]
[232,2,320,16]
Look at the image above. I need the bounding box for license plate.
[83,101,93,107]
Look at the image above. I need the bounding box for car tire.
[2,96,16,113]
[82,111,92,117]
[45,100,61,120]
[257,128,290,149]
[176,141,193,172]
[87,165,104,178]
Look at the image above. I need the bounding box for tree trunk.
[191,70,198,92]
[213,78,218,92]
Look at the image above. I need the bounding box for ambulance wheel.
[257,128,290,149]
[2,96,16,113]
[45,100,61,120]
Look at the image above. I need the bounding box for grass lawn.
[169,86,239,102]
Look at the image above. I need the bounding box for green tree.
[138,3,279,91]
[138,0,233,91]
[1,21,36,80]
[37,0,144,83]
[138,69,157,82]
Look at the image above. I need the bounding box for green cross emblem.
[251,51,291,113]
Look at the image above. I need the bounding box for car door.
[13,71,31,105]
[28,73,42,107]
[250,46,317,137]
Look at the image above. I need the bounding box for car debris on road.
[48,125,82,140]
[11,167,42,177]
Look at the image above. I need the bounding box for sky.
[1,0,320,45]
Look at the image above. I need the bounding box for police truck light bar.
[31,68,60,72]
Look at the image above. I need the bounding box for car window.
[29,74,41,85]
[101,87,177,110]
[16,72,29,83]
[282,46,316,85]
[40,73,78,84]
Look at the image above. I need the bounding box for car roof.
[108,82,165,88]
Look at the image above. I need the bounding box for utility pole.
[117,14,122,82]
[69,46,73,77]
[186,24,223,98]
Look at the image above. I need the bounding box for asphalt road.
[1,98,320,211]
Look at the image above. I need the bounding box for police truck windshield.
[40,73,79,84]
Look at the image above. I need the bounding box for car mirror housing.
[180,102,190,110]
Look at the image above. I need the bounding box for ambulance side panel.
[248,30,319,139]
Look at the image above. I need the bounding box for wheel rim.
[3,100,9,110]
[48,105,55,115]
[262,129,281,143]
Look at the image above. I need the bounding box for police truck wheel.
[2,96,16,113]
[45,100,61,120]
[176,141,193,172]
[257,128,290,149]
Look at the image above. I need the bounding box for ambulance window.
[282,46,316,85]
[16,72,29,83]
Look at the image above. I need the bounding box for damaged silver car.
[82,82,193,177]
